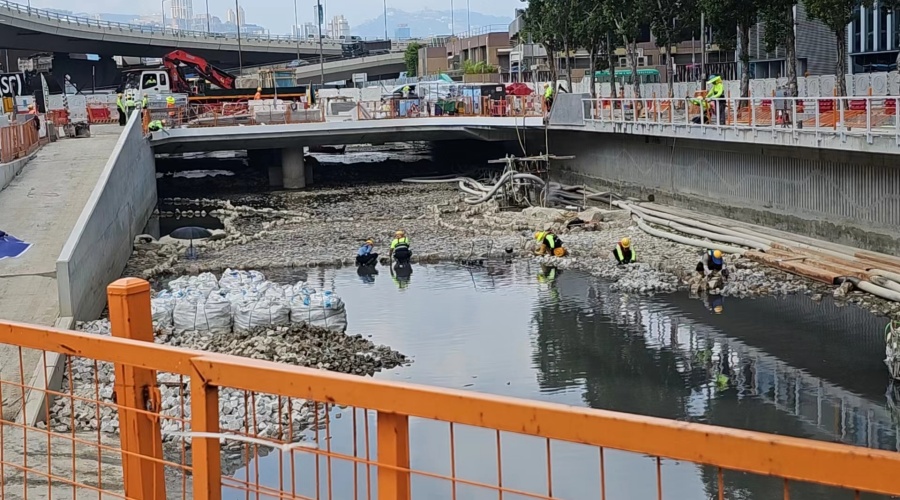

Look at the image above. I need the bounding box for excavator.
[122,49,309,104]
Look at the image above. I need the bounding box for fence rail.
[356,95,544,120]
[0,116,40,163]
[1,277,900,499]
[582,95,900,143]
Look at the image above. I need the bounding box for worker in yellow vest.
[116,93,126,125]
[166,95,176,119]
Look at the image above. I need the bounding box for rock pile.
[47,319,408,448]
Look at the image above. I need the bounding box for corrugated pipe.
[633,216,747,255]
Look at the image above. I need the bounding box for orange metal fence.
[2,277,900,499]
[0,116,41,163]
[356,95,544,120]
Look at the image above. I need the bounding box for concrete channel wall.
[0,153,35,192]
[56,113,157,321]
[549,128,900,254]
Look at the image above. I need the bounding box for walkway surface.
[0,124,121,421]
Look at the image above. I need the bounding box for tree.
[700,0,760,101]
[605,0,650,97]
[758,0,798,96]
[649,0,699,97]
[404,42,422,77]
[522,0,565,92]
[573,0,613,98]
[802,0,872,96]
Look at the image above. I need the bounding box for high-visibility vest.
[390,237,409,249]
[615,244,636,263]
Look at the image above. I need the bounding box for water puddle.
[229,262,892,499]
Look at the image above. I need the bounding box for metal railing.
[0,115,41,163]
[356,95,544,120]
[582,95,900,144]
[2,277,900,499]
[0,0,342,46]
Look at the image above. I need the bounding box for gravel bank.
[50,319,407,450]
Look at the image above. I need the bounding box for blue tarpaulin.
[0,232,32,260]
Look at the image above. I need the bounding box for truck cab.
[124,70,172,103]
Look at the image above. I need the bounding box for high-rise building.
[225,6,245,26]
[302,22,319,38]
[170,0,193,30]
[328,15,350,39]
[238,6,245,26]
[395,24,410,40]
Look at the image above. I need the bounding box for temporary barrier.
[0,116,41,163]
[2,277,900,499]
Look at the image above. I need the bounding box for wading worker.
[389,230,412,263]
[613,237,636,265]
[356,239,378,266]
[696,249,730,279]
[534,231,566,257]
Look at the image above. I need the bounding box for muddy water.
[226,263,892,500]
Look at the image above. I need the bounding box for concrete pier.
[282,147,306,189]
[0,125,121,421]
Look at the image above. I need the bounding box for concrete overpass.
[290,53,407,84]
[149,117,543,154]
[0,0,342,66]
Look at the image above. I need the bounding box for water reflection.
[235,263,893,499]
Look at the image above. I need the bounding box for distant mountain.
[354,8,512,39]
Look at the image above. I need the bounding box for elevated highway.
[291,53,406,84]
[0,0,342,66]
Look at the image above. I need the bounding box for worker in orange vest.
[254,87,262,100]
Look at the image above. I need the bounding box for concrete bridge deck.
[0,125,121,420]
[150,116,545,153]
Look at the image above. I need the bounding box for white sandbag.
[167,272,219,296]
[289,292,347,332]
[173,295,233,334]
[233,298,291,333]
[151,292,175,329]
[219,268,266,290]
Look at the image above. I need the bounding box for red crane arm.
[162,50,237,92]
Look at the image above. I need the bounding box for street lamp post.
[383,0,388,40]
[466,0,470,35]
[205,0,210,32]
[293,0,300,60]
[450,0,454,36]
[317,0,325,86]
[235,0,243,73]
[161,0,167,31]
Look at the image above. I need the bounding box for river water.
[221,262,892,500]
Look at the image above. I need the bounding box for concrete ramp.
[548,93,589,127]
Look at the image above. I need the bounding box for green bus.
[594,68,661,84]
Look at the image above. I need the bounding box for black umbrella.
[168,226,213,260]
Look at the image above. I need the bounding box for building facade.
[848,3,900,71]
[328,15,350,39]
[170,0,193,30]
[748,3,836,78]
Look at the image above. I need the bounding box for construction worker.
[147,119,165,132]
[389,230,411,263]
[534,231,566,257]
[124,94,136,117]
[116,93,126,125]
[543,83,553,111]
[696,249,730,280]
[356,239,378,266]
[402,85,410,98]
[705,74,726,125]
[166,95,176,119]
[141,94,149,109]
[613,237,636,265]
[254,87,262,100]
[689,96,713,124]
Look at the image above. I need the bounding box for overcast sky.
[30,0,523,34]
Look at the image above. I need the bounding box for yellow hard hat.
[620,237,631,248]
[257,87,262,91]
[395,230,405,237]
[365,239,374,244]
[714,305,724,314]
[117,93,123,97]
[713,249,723,259]
[534,231,546,241]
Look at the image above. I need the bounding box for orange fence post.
[107,278,166,500]
[190,364,222,500]
[377,411,411,500]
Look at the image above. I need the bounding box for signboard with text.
[0,73,25,97]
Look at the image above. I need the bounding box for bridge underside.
[0,25,320,67]
[150,120,543,154]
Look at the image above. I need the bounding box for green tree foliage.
[462,60,497,74]
[522,0,566,92]
[604,0,650,97]
[758,0,798,96]
[573,0,614,97]
[802,0,872,96]
[700,0,760,99]
[404,42,422,77]
[648,0,699,97]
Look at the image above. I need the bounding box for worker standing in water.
[356,239,378,266]
[389,230,412,264]
[116,93,126,126]
[534,231,566,257]
[613,237,636,264]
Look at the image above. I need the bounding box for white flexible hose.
[870,269,900,285]
[633,216,747,255]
